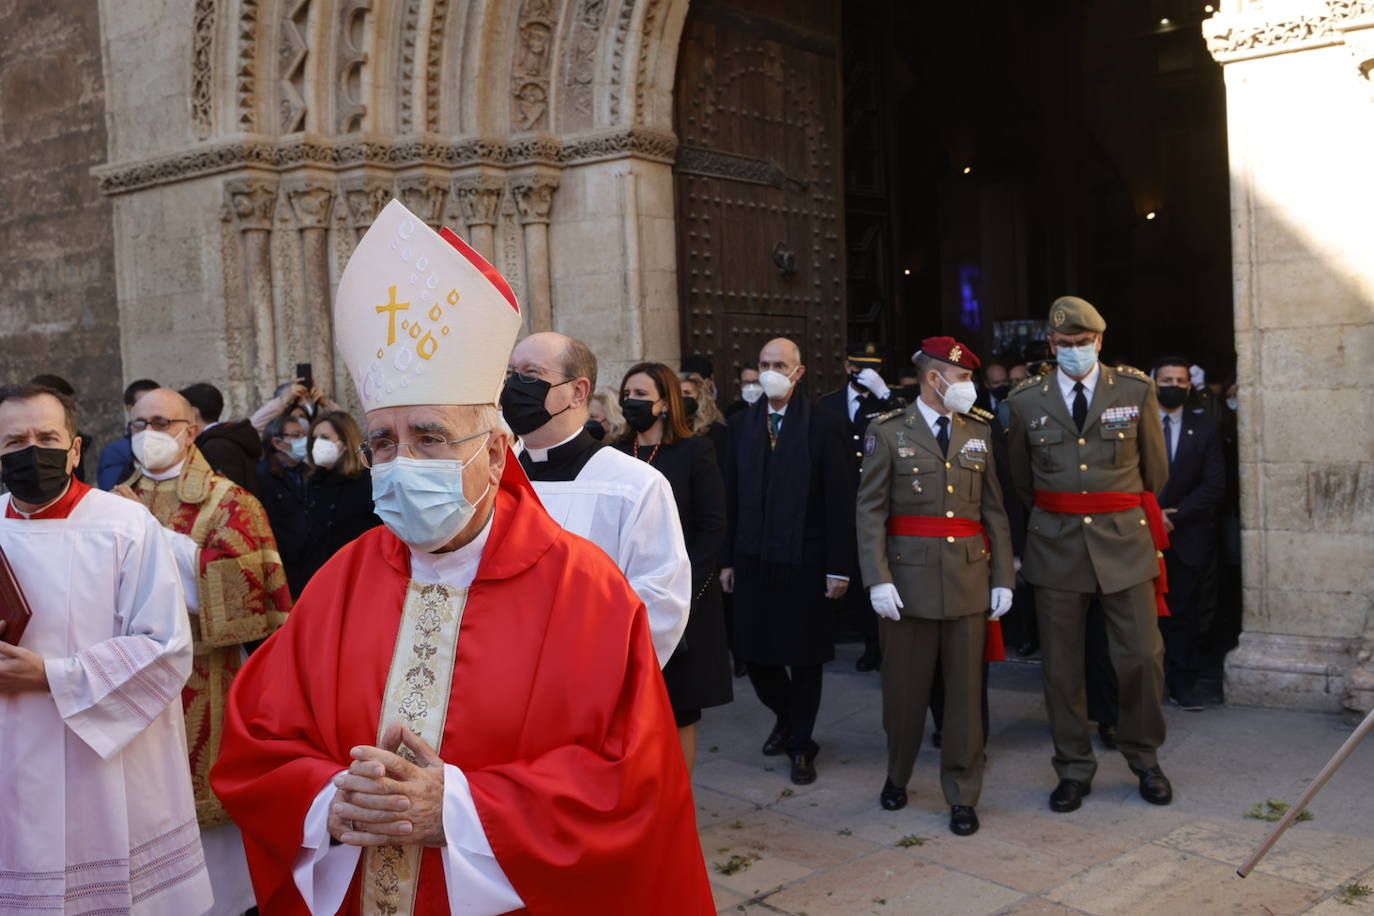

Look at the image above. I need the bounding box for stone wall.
[1205,1,1374,713]
[0,0,123,453]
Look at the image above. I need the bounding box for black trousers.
[1159,553,1206,690]
[747,663,823,755]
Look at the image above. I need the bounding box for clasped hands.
[328,723,447,848]
[869,584,1013,621]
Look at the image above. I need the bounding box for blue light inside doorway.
[959,264,983,332]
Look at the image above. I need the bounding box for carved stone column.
[510,172,560,332]
[224,178,280,403]
[397,175,449,230]
[341,176,391,242]
[453,173,505,262]
[286,180,337,394]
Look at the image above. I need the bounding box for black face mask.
[682,396,699,419]
[500,375,572,436]
[1156,385,1189,409]
[2,444,73,505]
[899,384,920,404]
[583,418,606,441]
[621,399,660,433]
[990,384,1011,401]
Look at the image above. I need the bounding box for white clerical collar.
[408,508,496,588]
[769,403,789,417]
[523,428,582,463]
[915,397,949,438]
[142,460,186,482]
[1057,362,1100,400]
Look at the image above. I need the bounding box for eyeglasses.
[505,368,573,386]
[128,417,190,434]
[359,429,491,468]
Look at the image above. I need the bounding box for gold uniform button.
[945,510,955,518]
[1079,463,1088,471]
[1140,518,1148,526]
[946,485,955,493]
[1118,432,1125,439]
[945,461,952,469]
[1078,438,1086,446]
[946,536,956,543]
[1084,516,1093,524]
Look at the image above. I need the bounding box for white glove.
[989,587,1013,620]
[856,368,891,400]
[870,583,903,621]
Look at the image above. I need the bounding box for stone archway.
[95,0,692,413]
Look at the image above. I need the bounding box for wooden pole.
[1238,704,1374,877]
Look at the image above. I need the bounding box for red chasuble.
[211,457,713,915]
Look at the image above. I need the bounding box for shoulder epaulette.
[965,406,994,424]
[874,408,905,424]
[1114,364,1151,382]
[1008,375,1043,397]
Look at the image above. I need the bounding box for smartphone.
[296,362,313,393]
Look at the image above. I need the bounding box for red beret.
[916,336,981,370]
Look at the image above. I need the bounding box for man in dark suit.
[721,337,856,785]
[1153,357,1226,711]
[818,343,902,671]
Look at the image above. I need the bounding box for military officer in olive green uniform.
[857,337,1013,837]
[1006,296,1174,813]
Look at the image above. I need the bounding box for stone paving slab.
[694,646,1374,914]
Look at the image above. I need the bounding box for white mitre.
[335,199,522,410]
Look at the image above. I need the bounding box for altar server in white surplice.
[502,331,691,666]
[0,383,213,916]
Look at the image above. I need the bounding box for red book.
[0,542,32,645]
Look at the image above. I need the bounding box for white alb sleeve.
[292,776,361,916]
[441,764,525,914]
[618,474,691,666]
[162,528,202,613]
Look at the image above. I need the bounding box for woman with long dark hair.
[614,362,732,771]
[299,411,380,587]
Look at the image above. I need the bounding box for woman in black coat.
[301,412,381,587]
[613,361,732,772]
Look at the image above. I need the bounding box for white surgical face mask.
[1056,342,1099,377]
[759,368,796,401]
[935,374,978,415]
[740,382,764,404]
[370,438,491,552]
[312,438,341,469]
[1226,397,1238,412]
[132,429,185,473]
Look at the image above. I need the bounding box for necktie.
[936,416,950,456]
[768,412,782,449]
[1163,414,1174,467]
[1072,382,1088,431]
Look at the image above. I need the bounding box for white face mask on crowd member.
[127,390,199,475]
[740,381,764,404]
[934,373,978,415]
[132,429,185,473]
[311,437,341,469]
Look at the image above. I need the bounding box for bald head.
[129,388,199,471]
[761,338,802,366]
[505,332,596,447]
[757,337,806,407]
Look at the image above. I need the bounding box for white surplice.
[0,489,214,915]
[528,447,691,666]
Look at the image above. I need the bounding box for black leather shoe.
[950,805,979,837]
[1097,724,1118,749]
[1049,779,1091,813]
[931,730,943,749]
[879,778,907,811]
[733,658,748,678]
[1132,766,1173,805]
[856,646,882,672]
[761,723,790,756]
[789,752,817,785]
[1168,685,1203,711]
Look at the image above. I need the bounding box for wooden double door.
[673,0,846,402]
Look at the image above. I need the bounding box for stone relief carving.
[96,130,678,195]
[279,0,310,133]
[285,181,336,229]
[398,0,423,132]
[341,176,392,231]
[223,178,279,231]
[1204,0,1374,61]
[454,176,505,226]
[397,175,449,226]
[425,0,451,132]
[562,0,609,131]
[511,0,556,132]
[338,0,371,133]
[514,82,549,131]
[634,0,663,120]
[236,0,261,131]
[510,175,559,225]
[191,0,216,140]
[608,0,636,121]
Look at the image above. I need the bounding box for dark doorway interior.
[842,0,1233,381]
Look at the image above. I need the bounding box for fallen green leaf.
[895,834,926,847]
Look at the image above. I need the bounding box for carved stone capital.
[339,175,391,230]
[396,175,450,227]
[223,177,280,231]
[285,181,336,229]
[453,174,505,227]
[1204,0,1374,63]
[510,173,560,225]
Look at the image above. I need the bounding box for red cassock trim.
[884,514,1005,662]
[4,477,92,520]
[1032,489,1172,616]
[210,461,713,915]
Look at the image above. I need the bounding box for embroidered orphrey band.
[361,581,467,916]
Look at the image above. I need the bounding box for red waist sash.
[884,515,1005,661]
[1032,490,1171,616]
